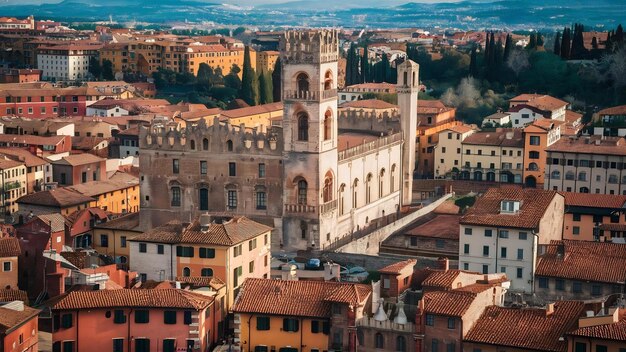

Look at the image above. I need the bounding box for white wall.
[129,241,176,281]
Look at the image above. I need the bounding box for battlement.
[338,109,402,134]
[280,29,339,65]
[140,116,283,155]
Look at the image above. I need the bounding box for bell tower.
[397,60,419,206]
[280,30,340,250]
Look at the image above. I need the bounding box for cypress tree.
[570,23,587,59]
[560,27,571,59]
[360,45,369,83]
[494,38,504,66]
[615,24,624,47]
[553,31,562,56]
[537,32,544,47]
[353,46,361,85]
[240,46,258,106]
[258,72,273,105]
[488,32,496,67]
[484,32,491,67]
[469,47,478,77]
[271,58,281,102]
[591,36,598,50]
[196,63,213,89]
[527,32,537,50]
[503,33,513,62]
[381,54,391,83]
[345,43,355,86]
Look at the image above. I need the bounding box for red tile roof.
[174,276,226,291]
[0,237,20,257]
[0,305,40,334]
[379,259,416,275]
[405,214,460,240]
[130,216,271,246]
[546,136,626,156]
[462,128,524,148]
[94,212,140,231]
[340,99,397,110]
[423,290,478,317]
[0,148,48,167]
[460,188,559,229]
[51,289,213,310]
[568,318,626,342]
[52,153,105,167]
[536,240,626,284]
[465,301,585,352]
[232,278,371,318]
[17,188,94,208]
[0,158,23,170]
[337,132,380,152]
[598,105,626,116]
[0,289,28,305]
[445,124,475,134]
[559,192,626,209]
[510,94,568,111]
[220,102,283,119]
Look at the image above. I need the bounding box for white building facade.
[37,45,100,82]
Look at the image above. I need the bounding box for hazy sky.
[1,0,467,4]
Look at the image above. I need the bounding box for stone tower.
[397,60,419,206]
[280,30,340,250]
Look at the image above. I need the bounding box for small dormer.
[500,200,521,214]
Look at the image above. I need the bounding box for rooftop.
[0,237,20,257]
[51,153,105,167]
[0,304,40,334]
[36,213,67,233]
[510,94,568,112]
[130,216,271,246]
[0,289,28,305]
[378,259,417,275]
[460,188,559,229]
[0,134,67,146]
[536,240,626,284]
[93,212,140,231]
[339,99,398,110]
[405,214,460,240]
[0,148,48,167]
[568,317,626,342]
[232,278,371,318]
[546,136,626,156]
[598,105,626,116]
[559,192,626,209]
[51,289,213,311]
[464,301,585,352]
[337,132,380,153]
[17,188,94,207]
[66,172,138,198]
[423,290,478,317]
[0,158,23,170]
[462,128,524,148]
[220,102,283,119]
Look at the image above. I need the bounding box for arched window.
[297,179,308,205]
[353,179,359,208]
[297,73,309,93]
[182,267,191,277]
[202,138,209,150]
[190,140,196,150]
[379,169,386,198]
[323,172,333,203]
[375,333,384,349]
[300,221,307,239]
[171,186,181,207]
[390,164,397,193]
[324,110,332,141]
[339,183,346,215]
[366,173,373,203]
[528,162,539,171]
[324,70,333,90]
[551,170,561,179]
[227,140,233,151]
[396,336,406,352]
[201,268,213,277]
[297,112,309,141]
[580,187,590,193]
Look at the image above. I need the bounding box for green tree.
[225,64,242,91]
[360,45,370,83]
[258,71,273,104]
[553,31,562,56]
[196,63,214,91]
[469,46,478,77]
[271,58,281,102]
[88,57,102,80]
[526,32,537,50]
[560,27,572,59]
[503,34,513,62]
[240,46,258,105]
[101,59,114,81]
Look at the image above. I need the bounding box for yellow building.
[92,212,141,268]
[232,279,371,352]
[0,158,27,215]
[0,237,21,289]
[256,50,279,73]
[66,171,139,214]
[220,102,283,129]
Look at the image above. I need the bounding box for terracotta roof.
[568,318,626,342]
[546,136,626,156]
[0,305,40,334]
[52,153,105,166]
[60,251,88,269]
[379,259,416,275]
[175,276,226,291]
[422,270,464,289]
[51,289,213,310]
[0,237,20,257]
[220,102,283,119]
[445,124,475,134]
[339,99,397,110]
[565,110,583,123]
[460,188,559,229]
[343,82,396,92]
[66,173,138,198]
[484,112,510,120]
[337,132,380,152]
[598,105,626,116]
[130,216,271,246]
[465,301,585,352]
[94,212,140,231]
[0,134,67,146]
[423,290,478,317]
[510,94,568,112]
[0,289,28,304]
[65,207,108,228]
[510,93,544,102]
[536,240,626,284]
[433,200,460,215]
[559,192,626,209]
[462,128,524,148]
[36,213,67,233]
[405,214,460,240]
[232,278,371,318]
[17,188,94,207]
[0,148,48,167]
[416,100,454,114]
[0,158,23,170]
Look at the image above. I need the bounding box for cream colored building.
[434,124,476,178]
[0,158,27,215]
[37,45,101,81]
[256,50,279,73]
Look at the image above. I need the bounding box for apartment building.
[50,153,106,186]
[129,214,271,310]
[560,192,626,241]
[0,237,21,289]
[338,82,396,103]
[0,301,40,352]
[545,135,626,195]
[507,94,569,128]
[0,159,27,215]
[37,44,102,81]
[256,50,279,73]
[92,212,140,269]
[0,85,88,118]
[459,188,564,292]
[523,119,562,188]
[66,171,140,213]
[434,124,476,178]
[415,100,459,178]
[0,148,48,193]
[567,307,626,352]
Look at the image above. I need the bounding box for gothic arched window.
[297,112,309,141]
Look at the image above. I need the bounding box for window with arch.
[323,172,333,203]
[366,173,373,204]
[390,164,397,193]
[324,70,333,90]
[339,183,346,215]
[201,268,213,277]
[297,112,309,141]
[170,186,181,207]
[379,169,386,198]
[551,170,561,179]
[226,140,233,151]
[182,267,191,277]
[580,187,589,193]
[375,333,384,349]
[396,336,406,352]
[297,72,309,93]
[202,138,209,150]
[353,179,359,208]
[190,140,196,150]
[528,162,538,171]
[324,110,332,141]
[297,179,308,205]
[403,71,408,86]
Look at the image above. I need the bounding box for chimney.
[199,213,212,232]
[546,303,555,316]
[556,243,565,258]
[438,257,449,271]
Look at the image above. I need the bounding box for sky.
[0,0,468,5]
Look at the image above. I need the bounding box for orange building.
[0,301,40,352]
[66,171,140,214]
[567,307,626,352]
[0,237,20,289]
[256,50,279,73]
[415,100,458,178]
[523,119,562,188]
[50,289,216,352]
[378,259,416,299]
[560,192,626,241]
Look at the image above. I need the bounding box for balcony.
[284,88,337,102]
[1,181,20,192]
[320,199,337,214]
[284,199,338,215]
